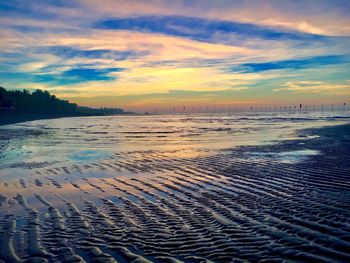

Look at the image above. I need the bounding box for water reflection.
[69,149,111,162]
[248,149,320,164]
[1,112,349,174]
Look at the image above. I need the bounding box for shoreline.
[2,111,348,127]
[0,112,135,126]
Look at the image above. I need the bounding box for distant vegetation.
[0,87,129,125]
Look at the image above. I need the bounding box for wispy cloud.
[37,46,148,60]
[274,80,350,94]
[94,15,332,44]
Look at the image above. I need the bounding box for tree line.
[0,87,126,116]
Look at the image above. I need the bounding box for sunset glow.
[1,0,350,110]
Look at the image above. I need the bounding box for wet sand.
[0,121,350,262]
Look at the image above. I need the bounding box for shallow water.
[0,112,350,262]
[1,112,349,176]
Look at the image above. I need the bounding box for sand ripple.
[1,127,350,262]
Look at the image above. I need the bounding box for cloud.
[273,80,350,94]
[81,0,350,36]
[36,45,147,60]
[94,15,331,45]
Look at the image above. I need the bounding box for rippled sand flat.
[0,114,350,262]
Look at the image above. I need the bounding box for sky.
[1,0,350,110]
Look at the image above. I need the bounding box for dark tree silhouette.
[0,87,128,125]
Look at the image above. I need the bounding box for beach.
[0,113,350,262]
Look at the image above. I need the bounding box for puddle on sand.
[249,149,320,164]
[69,149,111,162]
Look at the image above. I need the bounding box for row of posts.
[129,103,348,114]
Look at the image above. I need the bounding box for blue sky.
[0,0,349,109]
